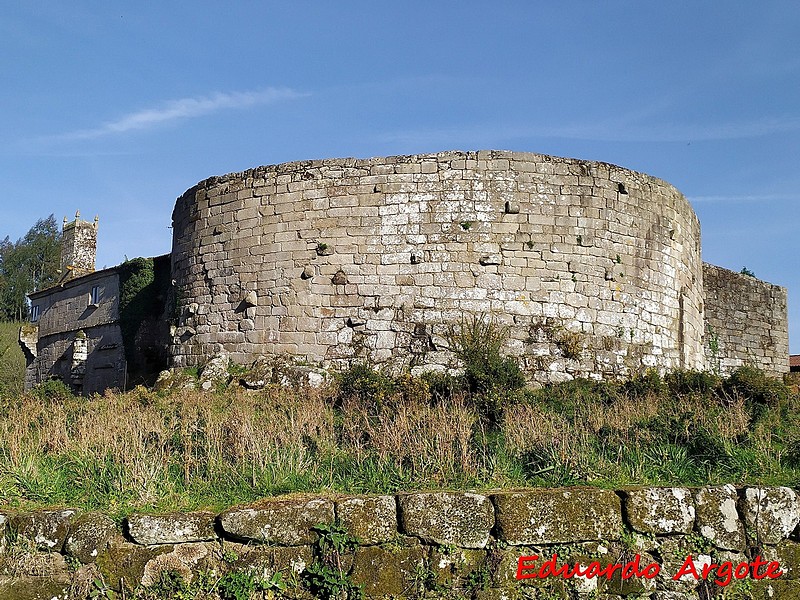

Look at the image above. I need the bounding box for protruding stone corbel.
[242,291,258,307]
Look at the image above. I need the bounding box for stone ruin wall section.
[169,151,704,383]
[703,263,789,377]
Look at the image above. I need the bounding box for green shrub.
[303,562,363,600]
[420,370,465,403]
[446,315,525,419]
[31,378,74,401]
[527,377,621,414]
[336,364,396,408]
[723,366,788,407]
[302,522,362,600]
[217,571,271,600]
[623,369,667,398]
[665,369,720,395]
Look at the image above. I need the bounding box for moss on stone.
[64,512,117,564]
[493,488,623,545]
[336,495,397,545]
[349,544,427,598]
[94,538,173,592]
[218,496,335,545]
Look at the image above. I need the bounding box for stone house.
[19,214,170,393]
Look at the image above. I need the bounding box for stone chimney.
[61,211,98,279]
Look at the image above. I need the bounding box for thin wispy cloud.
[49,87,307,141]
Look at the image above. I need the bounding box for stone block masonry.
[2,486,800,598]
[703,263,789,377]
[170,150,734,384]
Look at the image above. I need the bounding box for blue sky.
[2,1,799,351]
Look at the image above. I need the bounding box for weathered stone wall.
[24,269,125,393]
[703,264,789,377]
[3,486,800,599]
[31,269,119,338]
[170,151,706,383]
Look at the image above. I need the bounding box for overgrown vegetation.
[132,568,285,600]
[0,320,24,397]
[302,522,362,599]
[0,360,798,516]
[445,315,525,424]
[117,256,171,385]
[117,257,157,364]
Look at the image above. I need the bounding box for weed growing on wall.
[117,256,171,385]
[706,324,721,375]
[446,315,525,423]
[302,522,362,599]
[130,567,282,600]
[118,258,156,364]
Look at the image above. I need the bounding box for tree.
[0,215,62,321]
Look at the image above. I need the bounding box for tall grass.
[0,366,798,516]
[0,321,24,397]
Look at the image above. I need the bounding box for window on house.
[30,305,40,322]
[90,285,102,306]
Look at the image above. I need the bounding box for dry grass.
[0,385,338,510]
[0,366,798,514]
[340,393,480,479]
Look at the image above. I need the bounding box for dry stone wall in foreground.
[2,486,800,598]
[170,151,712,384]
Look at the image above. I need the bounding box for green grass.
[0,364,798,517]
[0,321,24,397]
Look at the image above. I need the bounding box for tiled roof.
[790,355,800,368]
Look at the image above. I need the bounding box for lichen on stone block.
[493,488,623,545]
[398,491,494,549]
[624,487,695,535]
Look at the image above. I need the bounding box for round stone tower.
[169,150,704,383]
